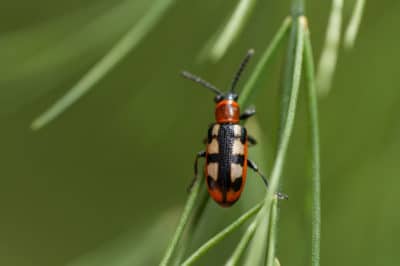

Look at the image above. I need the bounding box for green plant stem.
[242,204,270,266]
[316,0,343,97]
[279,0,304,139]
[171,189,210,266]
[31,0,175,130]
[208,0,258,61]
[279,21,297,135]
[291,0,305,15]
[225,219,257,266]
[240,12,305,266]
[228,21,299,256]
[304,25,321,266]
[344,0,366,49]
[181,202,263,266]
[159,180,203,266]
[238,17,292,108]
[265,198,278,266]
[263,15,305,219]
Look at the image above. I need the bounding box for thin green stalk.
[304,25,321,266]
[242,13,305,266]
[344,0,366,49]
[31,0,175,130]
[291,0,305,15]
[181,202,263,266]
[265,198,278,266]
[171,189,210,266]
[159,180,203,266]
[263,16,305,217]
[279,21,296,135]
[316,0,343,97]
[238,17,292,108]
[279,0,303,134]
[200,0,258,62]
[225,219,257,266]
[242,204,271,266]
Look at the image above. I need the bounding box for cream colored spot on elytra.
[232,139,244,155]
[233,125,242,137]
[207,139,219,154]
[212,124,220,136]
[207,163,218,181]
[230,163,242,182]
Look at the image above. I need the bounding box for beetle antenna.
[181,70,224,95]
[230,49,254,92]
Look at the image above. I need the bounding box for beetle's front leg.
[247,159,288,199]
[240,107,256,121]
[187,150,206,192]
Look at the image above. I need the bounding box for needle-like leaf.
[31,0,175,130]
[344,0,366,49]
[315,0,343,97]
[304,23,321,266]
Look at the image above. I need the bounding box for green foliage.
[344,0,366,49]
[199,0,258,62]
[304,25,321,266]
[31,0,175,130]
[2,0,382,266]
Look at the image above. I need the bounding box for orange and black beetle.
[182,50,287,207]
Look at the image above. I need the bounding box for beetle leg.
[247,135,257,146]
[187,150,206,192]
[240,107,256,121]
[247,159,288,199]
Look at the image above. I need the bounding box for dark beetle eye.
[214,95,224,103]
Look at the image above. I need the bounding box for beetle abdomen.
[205,123,248,207]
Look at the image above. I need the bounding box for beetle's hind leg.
[187,150,206,192]
[247,159,288,199]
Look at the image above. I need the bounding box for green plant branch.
[262,15,305,220]
[344,0,366,49]
[266,197,278,266]
[159,180,203,266]
[304,24,321,266]
[279,0,303,133]
[238,17,292,108]
[242,203,271,266]
[199,0,258,62]
[227,14,305,266]
[316,0,343,97]
[171,188,210,266]
[226,10,305,266]
[225,219,257,266]
[279,23,296,134]
[181,202,263,266]
[31,0,175,130]
[291,0,305,15]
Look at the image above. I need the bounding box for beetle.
[182,49,287,207]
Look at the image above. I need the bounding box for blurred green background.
[1,0,399,265]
